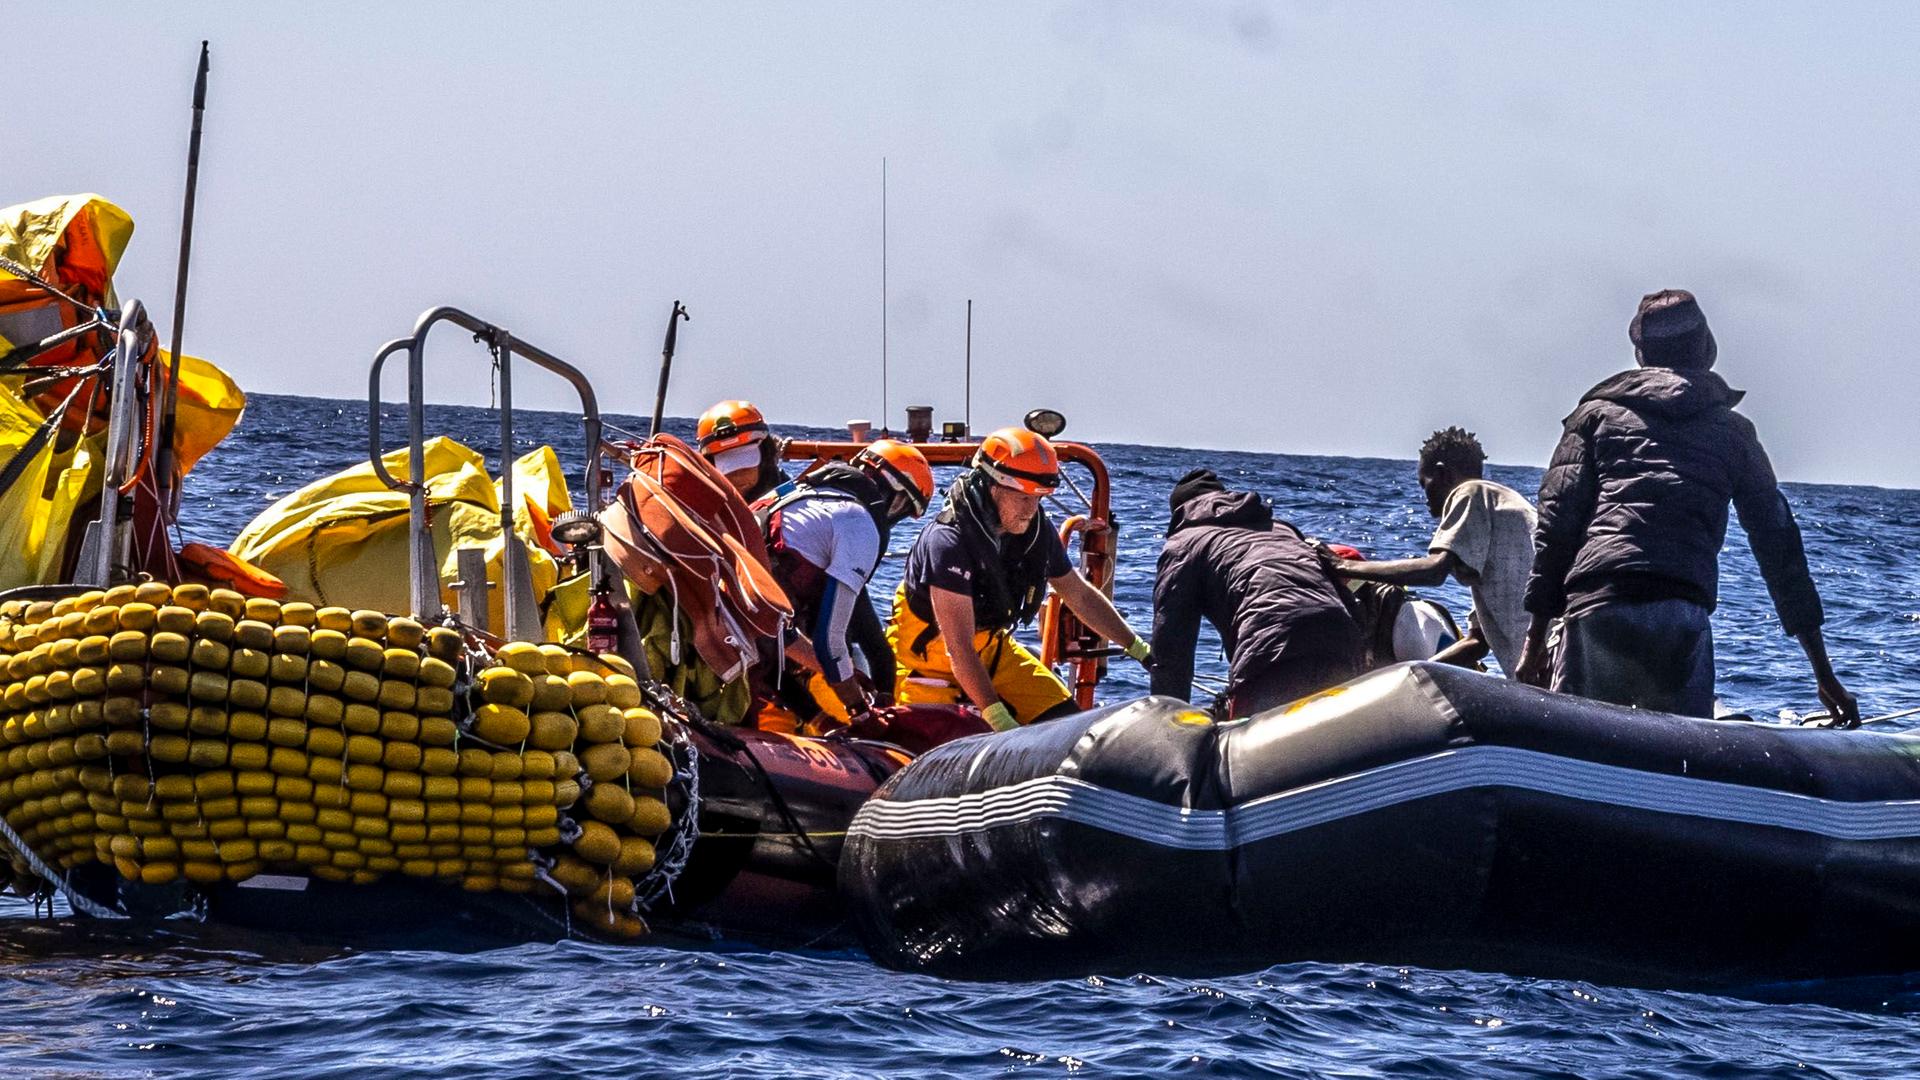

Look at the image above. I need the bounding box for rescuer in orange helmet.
[754,439,936,723]
[887,426,1149,730]
[696,399,786,501]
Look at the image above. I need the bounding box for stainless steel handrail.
[367,306,607,628]
[91,299,147,586]
[367,335,436,617]
[366,337,420,494]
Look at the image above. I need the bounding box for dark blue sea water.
[6,393,1919,1078]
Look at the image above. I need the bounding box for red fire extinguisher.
[587,587,620,655]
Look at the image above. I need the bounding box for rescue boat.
[0,193,1119,946]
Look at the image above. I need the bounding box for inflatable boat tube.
[841,662,1920,989]
[652,725,909,943]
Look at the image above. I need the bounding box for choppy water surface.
[6,393,1920,1078]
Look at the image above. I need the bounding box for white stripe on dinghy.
[849,745,1920,849]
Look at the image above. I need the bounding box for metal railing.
[83,299,150,586]
[368,306,606,636]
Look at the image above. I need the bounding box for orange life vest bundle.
[597,433,792,683]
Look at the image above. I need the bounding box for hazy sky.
[18,2,1919,486]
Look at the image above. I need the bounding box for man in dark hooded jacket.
[1151,469,1365,717]
[1514,290,1857,725]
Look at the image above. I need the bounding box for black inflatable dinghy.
[841,662,1920,989]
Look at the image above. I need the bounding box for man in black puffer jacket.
[1152,469,1365,717]
[1515,290,1857,725]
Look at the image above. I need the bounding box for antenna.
[881,157,889,436]
[157,40,210,514]
[965,298,972,437]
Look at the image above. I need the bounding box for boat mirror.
[1024,409,1067,438]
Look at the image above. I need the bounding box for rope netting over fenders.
[0,584,695,942]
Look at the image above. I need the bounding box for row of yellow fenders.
[0,581,678,939]
[225,435,753,727]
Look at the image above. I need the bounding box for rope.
[696,828,850,840]
[602,419,653,444]
[1056,463,1095,514]
[732,734,838,874]
[487,337,499,411]
[5,356,108,383]
[1800,705,1920,729]
[0,801,125,920]
[633,685,702,912]
[113,324,170,499]
[128,451,181,581]
[668,568,682,666]
[0,256,99,313]
[513,871,576,939]
[304,528,329,607]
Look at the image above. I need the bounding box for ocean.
[4,392,1919,1078]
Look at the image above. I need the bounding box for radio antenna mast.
[880,157,889,436]
[964,298,972,436]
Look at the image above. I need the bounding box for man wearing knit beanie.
[1515,290,1856,725]
[1151,469,1364,717]
[1167,467,1226,511]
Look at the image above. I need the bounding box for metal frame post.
[91,300,147,586]
[369,306,608,632]
[492,328,539,641]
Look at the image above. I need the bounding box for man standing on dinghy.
[1514,290,1858,725]
[1151,469,1366,717]
[889,427,1148,730]
[1328,427,1537,677]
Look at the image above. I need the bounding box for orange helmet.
[974,427,1060,495]
[696,400,770,455]
[855,439,935,518]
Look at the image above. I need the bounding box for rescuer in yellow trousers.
[888,427,1149,730]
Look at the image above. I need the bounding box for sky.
[17,2,1920,487]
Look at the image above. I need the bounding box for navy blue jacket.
[1524,366,1823,636]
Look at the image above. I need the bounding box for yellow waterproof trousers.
[886,584,1070,724]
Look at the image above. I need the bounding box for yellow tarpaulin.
[0,193,245,589]
[497,443,572,551]
[0,193,133,307]
[230,437,571,631]
[0,382,103,590]
[164,348,245,475]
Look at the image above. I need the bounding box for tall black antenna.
[965,298,972,436]
[157,40,210,512]
[881,157,889,435]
